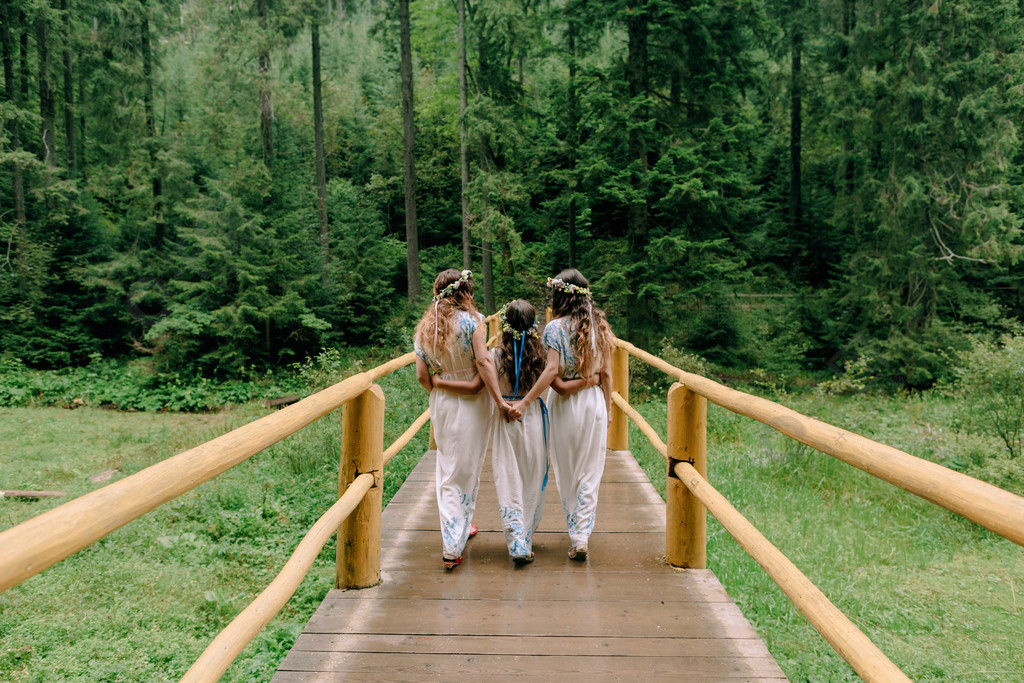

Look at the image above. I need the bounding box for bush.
[0,356,307,412]
[948,331,1024,460]
[629,339,713,402]
[815,355,875,397]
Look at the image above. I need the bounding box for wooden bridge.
[274,448,784,681]
[2,328,1024,681]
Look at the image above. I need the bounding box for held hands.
[506,400,527,422]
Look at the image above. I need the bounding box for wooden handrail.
[673,461,910,683]
[614,337,1024,548]
[611,392,666,456]
[0,352,417,595]
[181,473,375,683]
[384,408,430,465]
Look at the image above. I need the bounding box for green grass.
[2,375,1023,681]
[629,390,1024,682]
[0,364,429,682]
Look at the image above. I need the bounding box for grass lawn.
[1,372,1022,681]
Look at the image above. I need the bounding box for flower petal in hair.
[547,277,592,298]
[435,270,473,300]
[498,303,540,341]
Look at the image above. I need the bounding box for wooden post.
[428,421,437,450]
[336,384,384,589]
[488,315,499,341]
[545,306,553,323]
[666,382,707,568]
[608,346,629,450]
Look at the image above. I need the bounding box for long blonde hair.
[550,269,612,378]
[414,269,478,357]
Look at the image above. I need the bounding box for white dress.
[488,348,548,558]
[542,317,607,548]
[415,309,492,560]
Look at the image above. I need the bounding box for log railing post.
[428,421,437,450]
[666,382,707,568]
[608,345,629,450]
[336,384,384,589]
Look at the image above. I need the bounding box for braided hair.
[550,269,612,378]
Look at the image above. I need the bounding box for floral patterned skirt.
[430,387,493,559]
[490,397,548,557]
[547,385,607,547]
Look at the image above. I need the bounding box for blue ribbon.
[512,336,524,398]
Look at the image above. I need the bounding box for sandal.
[512,552,535,567]
[443,555,463,570]
[468,523,478,538]
[568,545,588,562]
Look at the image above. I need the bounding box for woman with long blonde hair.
[414,269,507,569]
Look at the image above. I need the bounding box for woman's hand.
[507,400,526,422]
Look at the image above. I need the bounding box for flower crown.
[499,303,540,341]
[547,277,591,298]
[435,270,473,300]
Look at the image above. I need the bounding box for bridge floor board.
[274,449,786,681]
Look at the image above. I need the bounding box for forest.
[2,0,1024,387]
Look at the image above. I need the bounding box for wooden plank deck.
[273,450,787,681]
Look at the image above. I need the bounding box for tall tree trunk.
[566,13,577,269]
[482,239,494,312]
[841,0,855,194]
[625,11,650,345]
[789,0,803,272]
[399,0,420,304]
[458,0,470,271]
[1,5,26,226]
[140,1,163,248]
[312,21,328,274]
[61,0,76,178]
[78,55,86,180]
[37,12,57,166]
[257,0,273,169]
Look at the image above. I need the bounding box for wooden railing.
[607,337,1024,682]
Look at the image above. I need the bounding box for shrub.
[949,332,1024,460]
[815,355,875,397]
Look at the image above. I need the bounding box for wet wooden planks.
[274,450,786,681]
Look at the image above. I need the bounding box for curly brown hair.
[414,269,479,357]
[550,269,612,378]
[496,300,545,397]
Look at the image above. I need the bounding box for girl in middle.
[489,300,553,566]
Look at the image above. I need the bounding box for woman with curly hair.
[414,269,507,570]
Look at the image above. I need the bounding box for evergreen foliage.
[0,0,1022,385]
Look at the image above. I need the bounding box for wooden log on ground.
[0,490,68,500]
[261,395,302,408]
